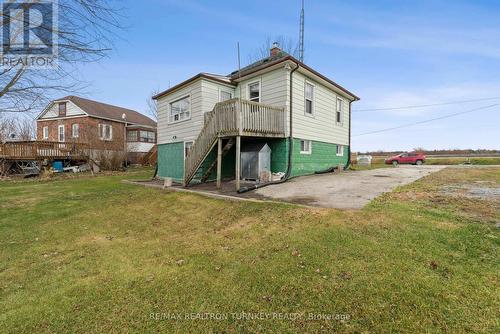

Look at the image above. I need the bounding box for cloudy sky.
[76,0,500,151]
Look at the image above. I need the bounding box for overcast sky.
[75,0,499,151]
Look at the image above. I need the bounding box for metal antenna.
[299,0,305,62]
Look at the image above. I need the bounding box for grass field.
[1,167,499,333]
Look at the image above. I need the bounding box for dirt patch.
[440,183,500,200]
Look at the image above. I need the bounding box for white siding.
[157,79,235,145]
[234,67,288,108]
[156,65,352,146]
[291,71,350,145]
[39,101,86,119]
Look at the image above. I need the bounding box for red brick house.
[36,96,157,163]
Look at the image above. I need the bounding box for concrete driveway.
[254,165,446,209]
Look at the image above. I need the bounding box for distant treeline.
[357,149,500,157]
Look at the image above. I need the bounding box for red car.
[385,152,426,166]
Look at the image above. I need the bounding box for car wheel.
[416,160,423,166]
[392,161,398,167]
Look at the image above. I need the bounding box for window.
[42,126,49,140]
[58,102,66,117]
[71,123,79,138]
[99,124,112,141]
[127,130,137,142]
[140,131,156,143]
[169,96,190,123]
[58,125,65,142]
[300,139,312,154]
[248,81,260,102]
[305,82,314,115]
[336,98,343,124]
[220,90,233,102]
[184,141,193,158]
[336,145,344,156]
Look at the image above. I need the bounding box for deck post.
[235,135,241,191]
[216,138,222,189]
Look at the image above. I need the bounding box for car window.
[401,153,408,157]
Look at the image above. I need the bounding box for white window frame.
[336,145,344,156]
[336,98,343,126]
[219,89,233,102]
[71,123,79,138]
[300,139,312,154]
[304,80,315,116]
[58,125,65,142]
[99,124,113,141]
[42,126,49,140]
[184,141,194,159]
[247,80,261,103]
[169,95,191,124]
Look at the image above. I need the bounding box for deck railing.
[0,141,89,160]
[185,98,285,186]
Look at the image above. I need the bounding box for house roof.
[51,96,157,127]
[153,51,360,101]
[153,73,236,100]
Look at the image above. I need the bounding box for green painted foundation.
[157,138,349,183]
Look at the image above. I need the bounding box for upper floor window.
[248,81,260,102]
[98,124,112,141]
[336,98,343,125]
[169,96,190,123]
[220,90,233,102]
[58,102,67,117]
[140,130,156,143]
[42,126,49,140]
[127,130,137,142]
[305,82,314,115]
[71,123,79,138]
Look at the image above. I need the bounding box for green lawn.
[1,167,499,333]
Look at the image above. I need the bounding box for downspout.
[345,99,353,169]
[238,60,300,193]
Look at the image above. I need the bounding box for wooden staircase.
[199,138,235,183]
[141,145,157,165]
[183,98,286,187]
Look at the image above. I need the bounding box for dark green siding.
[291,138,348,177]
[157,142,184,182]
[157,138,349,183]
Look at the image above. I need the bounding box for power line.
[353,104,498,137]
[353,96,500,112]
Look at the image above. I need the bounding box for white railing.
[185,99,285,186]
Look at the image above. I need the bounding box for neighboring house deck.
[0,141,88,160]
[154,43,359,190]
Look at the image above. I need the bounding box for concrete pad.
[254,165,447,209]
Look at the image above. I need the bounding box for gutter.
[237,60,300,194]
[345,100,353,169]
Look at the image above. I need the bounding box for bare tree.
[16,117,36,140]
[247,36,299,64]
[146,89,159,121]
[0,0,124,113]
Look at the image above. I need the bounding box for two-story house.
[36,96,157,163]
[154,43,359,189]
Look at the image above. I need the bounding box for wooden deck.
[184,99,286,187]
[0,141,89,161]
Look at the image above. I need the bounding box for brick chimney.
[270,42,281,57]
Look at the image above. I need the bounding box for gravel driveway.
[255,165,446,209]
